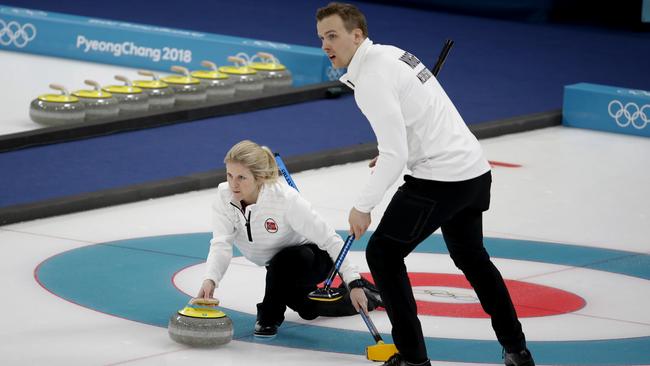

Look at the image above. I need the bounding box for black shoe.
[381,353,431,366]
[504,348,535,366]
[254,321,279,338]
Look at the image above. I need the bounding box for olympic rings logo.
[0,19,37,48]
[413,288,479,303]
[608,100,650,129]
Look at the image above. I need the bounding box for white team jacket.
[340,38,491,213]
[204,180,361,287]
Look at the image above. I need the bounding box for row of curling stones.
[30,75,156,126]
[29,54,292,126]
[168,297,233,347]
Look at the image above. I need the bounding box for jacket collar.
[229,182,268,211]
[339,37,373,90]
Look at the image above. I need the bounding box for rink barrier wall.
[0,109,560,225]
[563,83,650,138]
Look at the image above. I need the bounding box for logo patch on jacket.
[399,51,421,69]
[417,68,433,84]
[264,218,278,233]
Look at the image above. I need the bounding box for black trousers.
[366,172,526,364]
[256,244,333,326]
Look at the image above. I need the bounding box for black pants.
[256,244,333,326]
[366,172,526,364]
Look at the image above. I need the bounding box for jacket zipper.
[230,202,253,242]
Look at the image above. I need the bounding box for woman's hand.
[349,287,369,314]
[197,279,217,300]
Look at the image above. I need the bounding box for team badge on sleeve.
[264,218,278,233]
[417,68,433,84]
[399,51,421,68]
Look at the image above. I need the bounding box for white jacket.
[340,38,491,213]
[204,180,361,287]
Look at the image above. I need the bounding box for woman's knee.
[270,245,314,269]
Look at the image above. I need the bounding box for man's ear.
[354,28,364,44]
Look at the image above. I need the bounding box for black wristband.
[348,279,365,289]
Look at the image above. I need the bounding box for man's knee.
[449,248,490,271]
[366,235,400,271]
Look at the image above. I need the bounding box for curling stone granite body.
[102,85,149,116]
[72,89,119,122]
[168,310,233,347]
[132,79,175,111]
[161,75,207,107]
[29,94,85,126]
[249,57,292,92]
[218,64,263,97]
[190,70,235,103]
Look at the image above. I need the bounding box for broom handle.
[340,276,383,343]
[431,39,454,77]
[274,153,298,191]
[322,235,354,288]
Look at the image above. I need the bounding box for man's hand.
[349,207,371,239]
[349,287,369,314]
[368,156,378,168]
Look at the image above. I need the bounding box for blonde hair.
[224,140,279,183]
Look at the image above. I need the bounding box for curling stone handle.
[138,70,159,80]
[84,79,102,91]
[190,297,220,306]
[171,65,190,76]
[114,75,132,86]
[49,83,69,95]
[257,52,278,63]
[201,60,217,70]
[227,56,247,66]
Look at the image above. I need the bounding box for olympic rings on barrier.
[608,100,650,129]
[0,19,37,48]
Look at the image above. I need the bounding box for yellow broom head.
[366,340,398,361]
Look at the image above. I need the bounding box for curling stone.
[168,298,233,347]
[72,80,120,122]
[161,66,208,108]
[102,75,149,116]
[249,52,293,92]
[218,56,263,97]
[133,70,175,111]
[190,60,235,103]
[29,83,85,126]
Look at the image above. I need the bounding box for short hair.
[316,2,368,37]
[224,140,279,183]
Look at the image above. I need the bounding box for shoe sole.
[253,333,277,339]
